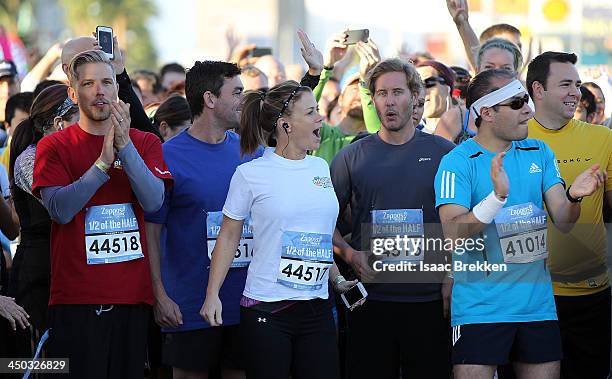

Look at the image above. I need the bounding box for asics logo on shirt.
[439,170,456,199]
[312,176,333,188]
[155,167,171,175]
[418,157,431,162]
[529,163,542,174]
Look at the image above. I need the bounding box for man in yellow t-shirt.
[527,51,612,379]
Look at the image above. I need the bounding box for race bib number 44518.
[277,231,333,291]
[85,203,144,265]
[207,211,253,268]
[494,202,547,264]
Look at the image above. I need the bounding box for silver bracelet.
[333,274,346,287]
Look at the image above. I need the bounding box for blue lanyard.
[22,329,49,379]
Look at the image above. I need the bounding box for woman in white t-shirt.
[201,80,359,379]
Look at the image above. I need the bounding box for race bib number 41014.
[494,202,548,264]
[277,231,333,291]
[85,203,144,265]
[207,211,253,268]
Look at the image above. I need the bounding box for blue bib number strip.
[371,209,425,262]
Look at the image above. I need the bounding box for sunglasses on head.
[424,76,447,88]
[496,94,530,110]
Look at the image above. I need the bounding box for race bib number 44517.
[85,203,144,265]
[494,202,547,264]
[207,211,253,268]
[277,231,333,291]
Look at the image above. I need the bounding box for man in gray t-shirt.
[331,58,454,379]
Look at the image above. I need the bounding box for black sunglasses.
[496,94,530,110]
[424,76,447,88]
[455,75,471,84]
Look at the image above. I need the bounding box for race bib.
[277,231,333,291]
[494,202,547,264]
[85,203,144,265]
[207,211,253,268]
[371,209,425,262]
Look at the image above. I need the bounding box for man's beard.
[220,110,240,131]
[384,122,405,132]
[83,105,111,122]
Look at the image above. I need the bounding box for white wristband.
[472,190,506,224]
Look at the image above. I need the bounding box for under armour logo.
[257,317,267,323]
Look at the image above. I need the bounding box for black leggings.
[240,298,339,379]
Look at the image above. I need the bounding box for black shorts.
[452,320,562,366]
[45,304,150,379]
[162,325,243,371]
[346,299,450,379]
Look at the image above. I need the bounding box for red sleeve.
[133,131,173,187]
[32,135,72,198]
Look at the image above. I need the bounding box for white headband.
[470,79,534,117]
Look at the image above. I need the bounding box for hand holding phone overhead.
[96,26,114,60]
[344,29,369,45]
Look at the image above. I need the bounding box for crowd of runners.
[0,1,610,378]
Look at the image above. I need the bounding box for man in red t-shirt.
[32,50,172,378]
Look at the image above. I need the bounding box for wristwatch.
[566,186,583,203]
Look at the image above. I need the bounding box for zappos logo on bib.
[312,176,333,188]
[509,204,534,217]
